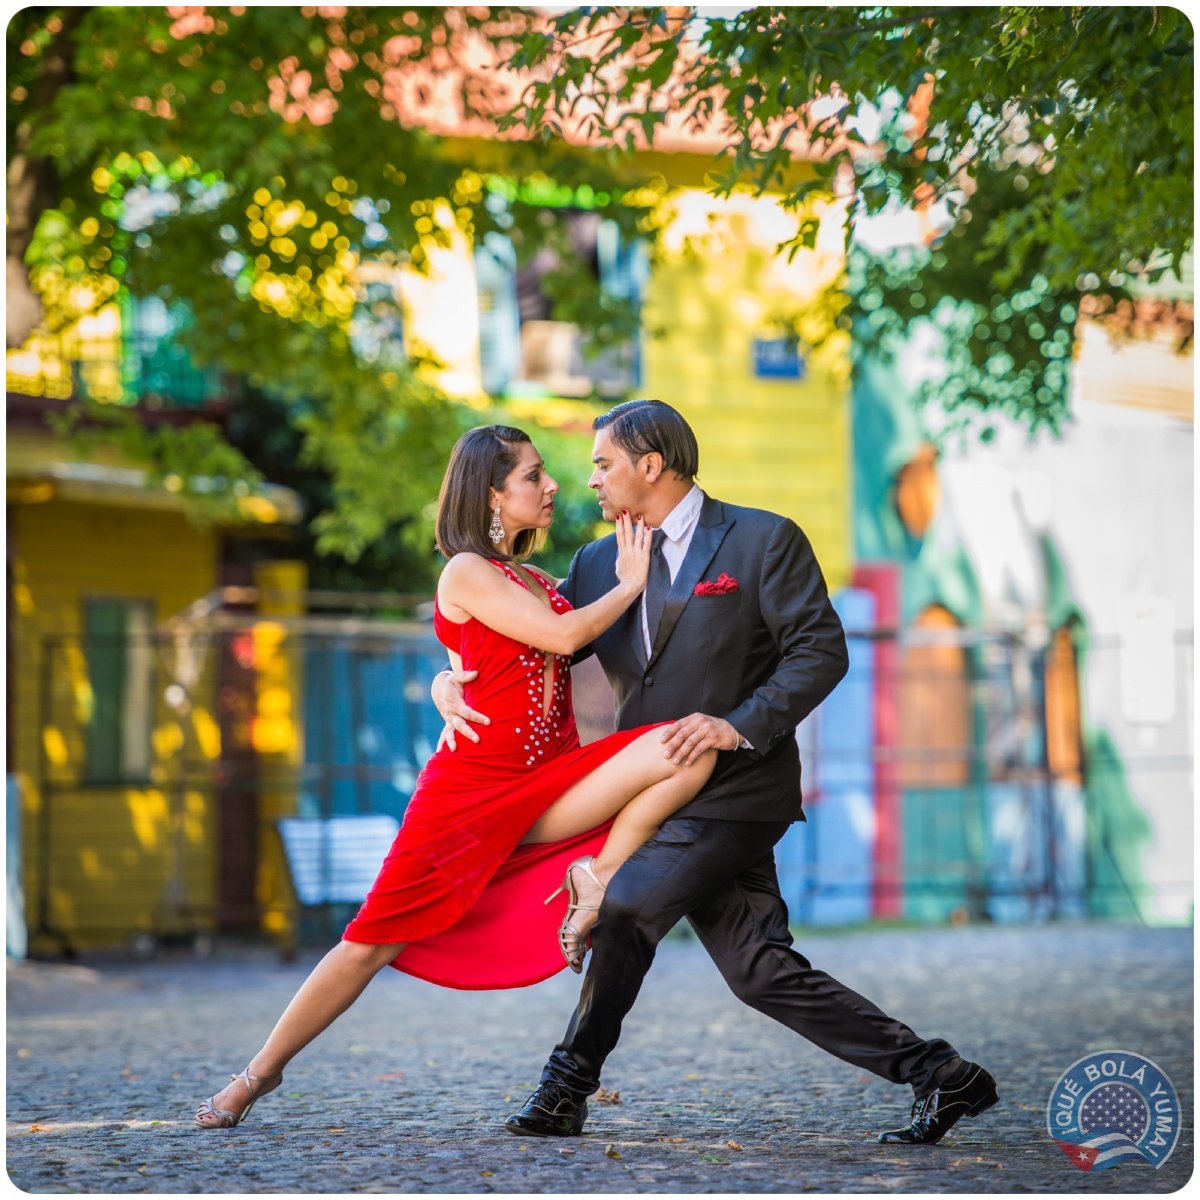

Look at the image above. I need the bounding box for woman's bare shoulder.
[438,552,500,591]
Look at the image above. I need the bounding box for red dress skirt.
[342,561,660,990]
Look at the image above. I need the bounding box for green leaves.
[492,5,1192,438]
[10,6,668,588]
[10,2,1194,585]
[645,39,679,90]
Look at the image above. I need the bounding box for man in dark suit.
[434,400,996,1145]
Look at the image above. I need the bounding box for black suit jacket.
[559,493,849,823]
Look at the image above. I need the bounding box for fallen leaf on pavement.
[480,1170,494,1177]
[604,1143,622,1159]
[660,1136,685,1144]
[592,1088,621,1105]
[29,1124,48,1133]
[727,1141,743,1151]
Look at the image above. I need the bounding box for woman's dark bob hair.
[435,425,544,562]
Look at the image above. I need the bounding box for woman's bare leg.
[519,730,717,946]
[196,938,404,1124]
[198,734,714,1118]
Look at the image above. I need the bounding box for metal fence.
[782,629,1193,927]
[20,615,1194,956]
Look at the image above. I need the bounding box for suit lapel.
[626,602,649,669]
[647,496,734,668]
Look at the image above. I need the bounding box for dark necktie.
[644,528,670,653]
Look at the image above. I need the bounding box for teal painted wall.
[852,339,1160,922]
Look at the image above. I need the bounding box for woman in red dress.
[195,425,716,1129]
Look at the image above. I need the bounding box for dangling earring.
[488,503,504,545]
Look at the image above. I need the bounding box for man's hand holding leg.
[659,713,742,766]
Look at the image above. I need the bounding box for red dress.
[342,560,657,990]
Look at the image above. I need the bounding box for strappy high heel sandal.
[544,855,606,974]
[194,1066,283,1129]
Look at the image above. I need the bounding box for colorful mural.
[850,309,1192,925]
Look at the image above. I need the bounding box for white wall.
[935,322,1193,921]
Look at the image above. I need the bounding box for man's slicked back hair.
[593,399,699,481]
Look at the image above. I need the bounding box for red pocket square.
[693,573,740,596]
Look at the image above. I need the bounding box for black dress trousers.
[544,816,961,1099]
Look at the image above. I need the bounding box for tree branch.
[7,7,92,347]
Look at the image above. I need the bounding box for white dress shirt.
[640,484,704,657]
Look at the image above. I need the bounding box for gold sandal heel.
[550,856,606,974]
[194,1066,283,1129]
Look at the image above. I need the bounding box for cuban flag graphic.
[1055,1079,1157,1171]
[1048,1053,1180,1173]
[1055,1131,1155,1172]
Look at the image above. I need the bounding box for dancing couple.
[195,399,996,1146]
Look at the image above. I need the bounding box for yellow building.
[400,153,852,590]
[639,181,851,587]
[6,395,303,954]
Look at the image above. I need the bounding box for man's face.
[589,428,646,522]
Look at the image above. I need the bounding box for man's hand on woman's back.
[432,668,489,752]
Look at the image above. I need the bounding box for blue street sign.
[752,337,806,380]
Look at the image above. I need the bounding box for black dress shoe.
[879,1061,998,1145]
[504,1082,589,1137]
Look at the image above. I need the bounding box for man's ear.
[641,451,664,484]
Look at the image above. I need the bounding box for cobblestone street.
[6,923,1193,1194]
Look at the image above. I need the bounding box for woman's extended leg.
[195,938,404,1127]
[519,729,717,960]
